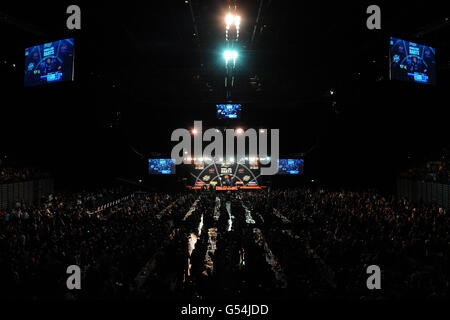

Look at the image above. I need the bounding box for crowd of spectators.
[0,166,44,183]
[168,193,281,300]
[1,186,449,300]
[0,187,189,299]
[401,160,450,184]
[244,188,450,298]
[139,188,450,300]
[401,147,450,184]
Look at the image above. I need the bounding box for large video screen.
[148,159,176,175]
[24,38,75,87]
[277,159,304,175]
[389,36,436,85]
[217,104,242,119]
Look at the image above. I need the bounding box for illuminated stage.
[174,157,304,188]
[146,156,304,190]
[187,185,267,190]
[185,158,263,188]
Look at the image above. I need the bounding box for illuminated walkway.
[225,201,234,231]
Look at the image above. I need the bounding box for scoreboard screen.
[277,159,304,175]
[24,38,75,87]
[148,159,176,175]
[389,36,436,85]
[217,104,242,119]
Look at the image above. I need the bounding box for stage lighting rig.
[225,14,241,28]
[223,6,241,101]
[224,50,238,67]
[225,13,241,42]
[224,50,232,64]
[234,15,241,27]
[226,14,234,28]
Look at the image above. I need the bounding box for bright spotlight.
[192,128,198,134]
[224,50,232,63]
[236,128,244,134]
[234,16,241,27]
[224,50,238,64]
[225,14,234,26]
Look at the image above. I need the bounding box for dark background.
[0,0,449,192]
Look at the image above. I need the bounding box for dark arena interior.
[1,0,450,315]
